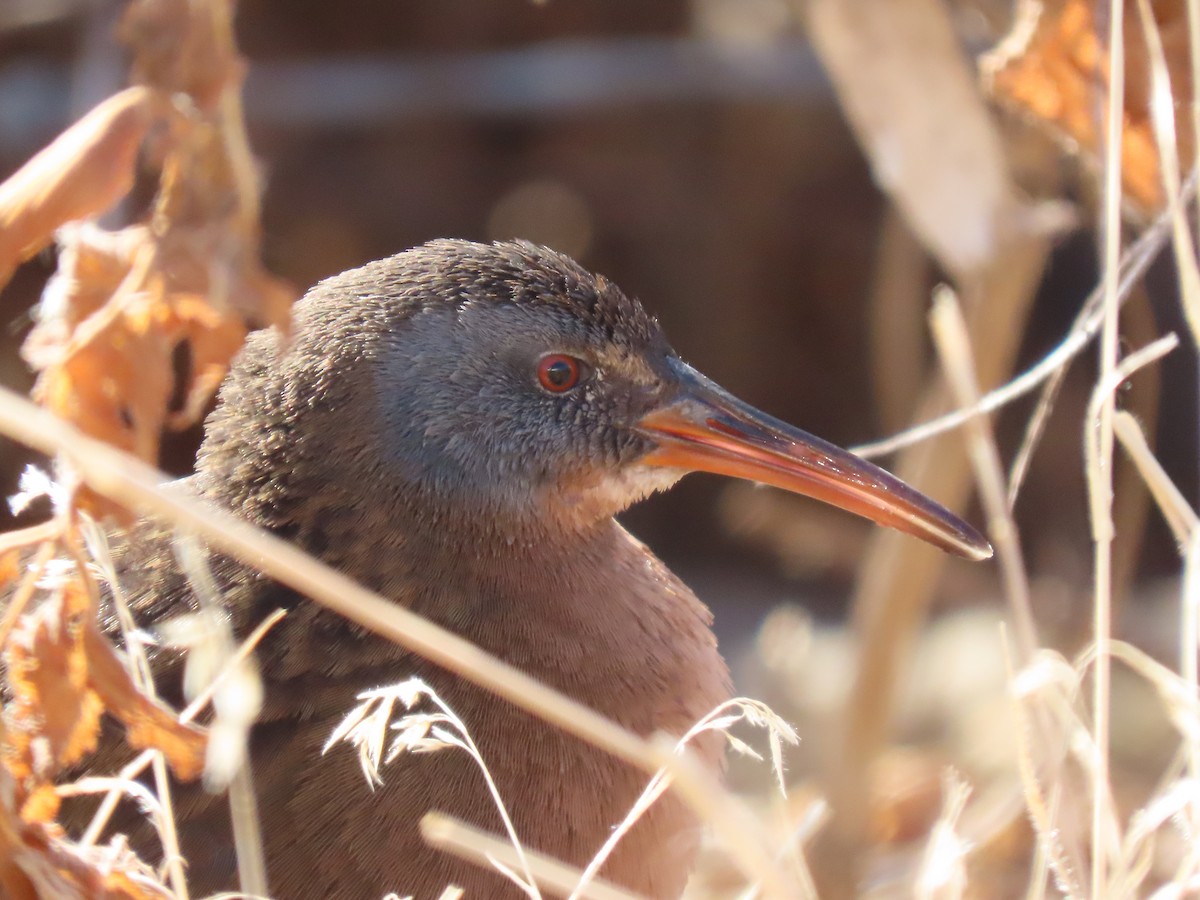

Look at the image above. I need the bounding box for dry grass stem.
[1185,535,1200,789]
[227,762,267,900]
[850,186,1185,462]
[914,770,971,900]
[645,733,802,899]
[1105,641,1200,745]
[1136,0,1200,346]
[420,813,645,900]
[734,798,829,900]
[56,776,167,848]
[77,606,285,851]
[1113,411,1198,547]
[929,286,1038,660]
[1095,0,1130,870]
[167,535,263,791]
[326,678,541,898]
[569,699,800,900]
[0,519,60,557]
[77,516,188,898]
[329,686,801,900]
[1005,353,1068,510]
[1008,649,1086,898]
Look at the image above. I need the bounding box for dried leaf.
[26,266,270,505]
[0,88,156,288]
[808,0,1020,275]
[159,292,248,430]
[17,785,60,827]
[9,0,295,494]
[3,579,104,781]
[21,226,150,373]
[83,623,206,781]
[983,0,1194,213]
[0,551,18,590]
[3,574,205,793]
[0,806,170,899]
[36,294,174,464]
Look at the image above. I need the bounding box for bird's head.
[202,240,990,561]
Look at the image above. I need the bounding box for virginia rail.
[93,240,990,898]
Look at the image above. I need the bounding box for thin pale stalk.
[0,538,56,646]
[71,520,190,899]
[1003,630,1084,899]
[79,608,286,847]
[1135,0,1200,346]
[421,690,541,899]
[1185,535,1200,796]
[1006,359,1068,509]
[1090,0,1126,889]
[1085,334,1179,890]
[0,519,59,557]
[851,188,1182,461]
[1025,823,1050,900]
[645,735,800,898]
[1113,411,1199,546]
[914,771,971,900]
[569,700,807,900]
[74,519,190,898]
[420,813,646,900]
[736,800,828,900]
[229,760,269,899]
[930,286,1038,661]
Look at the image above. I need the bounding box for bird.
[84,239,991,899]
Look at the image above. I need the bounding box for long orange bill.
[638,359,993,562]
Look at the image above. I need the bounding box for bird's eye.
[536,354,585,393]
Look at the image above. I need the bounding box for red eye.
[537,354,582,393]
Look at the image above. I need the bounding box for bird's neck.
[193,452,610,599]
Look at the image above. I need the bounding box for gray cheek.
[368,301,596,500]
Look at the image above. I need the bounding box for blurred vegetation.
[1,0,1199,896]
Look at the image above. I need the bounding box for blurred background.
[1,0,1197,894]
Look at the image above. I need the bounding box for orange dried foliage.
[4,579,106,781]
[2,577,205,789]
[82,623,205,781]
[0,772,170,900]
[4,0,295,515]
[0,88,156,289]
[0,573,204,897]
[983,0,1194,213]
[0,0,275,892]
[19,786,61,826]
[28,264,251,467]
[0,552,19,592]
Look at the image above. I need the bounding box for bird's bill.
[637,360,993,562]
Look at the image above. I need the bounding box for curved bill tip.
[638,362,994,562]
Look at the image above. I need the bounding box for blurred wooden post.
[802,0,1052,893]
[868,207,930,435]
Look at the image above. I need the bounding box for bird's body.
[109,506,725,898]
[71,240,989,898]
